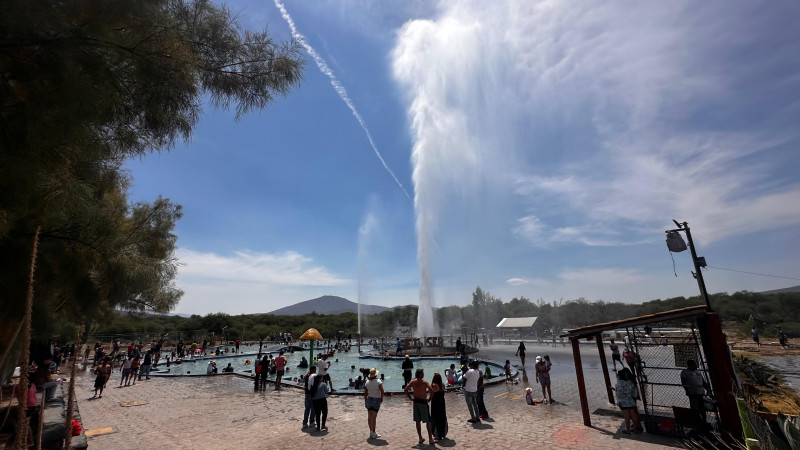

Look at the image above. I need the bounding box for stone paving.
[72,343,681,449]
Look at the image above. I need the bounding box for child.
[525,387,534,405]
[445,364,457,386]
[504,360,512,383]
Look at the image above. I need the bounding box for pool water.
[152,350,501,392]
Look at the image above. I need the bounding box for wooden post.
[571,337,592,426]
[64,323,84,448]
[15,226,40,450]
[699,312,743,439]
[595,333,615,404]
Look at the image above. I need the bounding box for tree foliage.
[0,0,304,378]
[87,289,800,345]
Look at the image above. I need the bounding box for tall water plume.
[393,17,487,338]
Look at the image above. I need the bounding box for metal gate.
[623,316,719,432]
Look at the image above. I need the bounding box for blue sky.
[126,1,800,315]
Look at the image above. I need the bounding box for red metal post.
[698,312,743,439]
[595,333,615,404]
[571,337,592,426]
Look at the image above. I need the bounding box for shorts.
[365,397,382,411]
[277,370,284,377]
[121,368,131,378]
[619,405,637,411]
[612,354,621,362]
[413,400,429,422]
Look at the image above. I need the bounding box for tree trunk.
[15,226,40,450]
[63,323,84,449]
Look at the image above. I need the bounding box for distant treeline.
[88,289,798,344]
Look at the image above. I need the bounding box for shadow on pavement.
[436,437,457,447]
[367,438,388,446]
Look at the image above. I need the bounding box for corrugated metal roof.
[496,317,538,328]
[562,305,707,338]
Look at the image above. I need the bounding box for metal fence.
[621,316,720,432]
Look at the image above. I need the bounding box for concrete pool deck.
[73,342,681,449]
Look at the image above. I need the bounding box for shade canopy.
[300,328,323,340]
[496,317,537,328]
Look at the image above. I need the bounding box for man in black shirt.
[401,355,414,389]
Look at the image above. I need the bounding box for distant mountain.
[759,285,800,294]
[268,295,391,316]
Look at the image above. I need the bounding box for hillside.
[759,285,800,294]
[268,295,391,316]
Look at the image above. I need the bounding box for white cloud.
[172,248,352,315]
[512,215,545,242]
[390,1,800,252]
[177,248,349,286]
[506,278,530,286]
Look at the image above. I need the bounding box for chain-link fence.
[611,316,720,434]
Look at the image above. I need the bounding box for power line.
[707,266,800,282]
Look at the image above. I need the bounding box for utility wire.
[707,266,800,282]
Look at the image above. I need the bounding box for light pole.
[665,220,712,311]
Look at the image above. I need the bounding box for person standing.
[778,327,789,349]
[516,341,526,367]
[535,356,552,404]
[614,370,642,434]
[462,361,481,423]
[235,339,240,353]
[476,362,489,419]
[318,355,333,391]
[364,368,384,440]
[119,356,133,386]
[259,355,269,390]
[609,338,621,370]
[543,355,554,403]
[680,359,709,422]
[455,337,462,354]
[274,350,287,390]
[622,347,637,378]
[302,366,317,429]
[404,369,435,445]
[401,355,414,389]
[311,373,330,431]
[751,327,761,347]
[430,373,448,441]
[138,350,152,380]
[93,358,112,398]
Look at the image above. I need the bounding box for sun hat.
[368,368,379,379]
[536,356,542,362]
[405,355,410,358]
[525,387,532,393]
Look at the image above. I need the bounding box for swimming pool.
[151,350,505,392]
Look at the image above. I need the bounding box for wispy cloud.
[391,1,800,254]
[506,278,530,286]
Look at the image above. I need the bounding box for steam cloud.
[273,0,411,200]
[357,206,378,335]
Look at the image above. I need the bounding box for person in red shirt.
[274,350,287,390]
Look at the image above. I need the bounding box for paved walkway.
[73,358,680,449]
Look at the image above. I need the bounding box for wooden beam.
[571,337,591,426]
[595,333,615,404]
